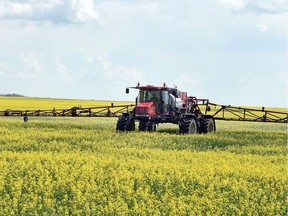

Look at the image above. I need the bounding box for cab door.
[161,90,169,114]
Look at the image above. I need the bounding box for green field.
[0,97,287,215]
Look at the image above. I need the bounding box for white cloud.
[219,0,288,14]
[85,55,94,64]
[219,0,246,11]
[95,1,159,14]
[16,51,43,78]
[88,1,160,27]
[0,1,59,18]
[21,51,42,72]
[0,0,159,24]
[0,51,43,79]
[0,60,9,77]
[117,65,145,82]
[0,0,98,24]
[64,0,98,23]
[0,53,74,83]
[257,23,269,32]
[94,55,145,83]
[274,72,288,84]
[55,57,73,83]
[173,73,202,95]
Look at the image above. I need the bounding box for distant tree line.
[0,93,25,97]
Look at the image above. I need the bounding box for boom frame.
[0,100,287,123]
[189,97,287,124]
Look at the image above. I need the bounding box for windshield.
[139,90,160,102]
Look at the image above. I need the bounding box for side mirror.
[126,88,129,94]
[206,106,211,112]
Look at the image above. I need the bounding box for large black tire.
[24,115,28,122]
[187,118,198,134]
[116,114,135,132]
[147,121,156,132]
[139,121,148,131]
[179,118,198,134]
[199,117,215,134]
[116,115,128,131]
[127,118,135,131]
[179,117,188,134]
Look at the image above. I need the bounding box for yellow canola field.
[0,96,131,111]
[1,96,286,113]
[0,116,286,215]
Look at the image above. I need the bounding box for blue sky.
[0,0,287,107]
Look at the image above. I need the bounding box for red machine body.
[117,83,215,134]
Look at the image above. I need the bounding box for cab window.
[139,90,160,102]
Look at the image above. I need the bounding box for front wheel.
[147,121,156,132]
[116,114,135,132]
[139,121,156,132]
[139,121,148,131]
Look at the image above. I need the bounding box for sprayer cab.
[126,83,188,119]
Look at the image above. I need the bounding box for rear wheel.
[179,117,188,134]
[188,118,198,134]
[200,117,215,133]
[179,117,198,134]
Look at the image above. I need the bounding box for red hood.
[135,102,156,117]
[137,102,154,108]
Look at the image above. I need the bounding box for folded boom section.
[0,104,135,118]
[191,98,287,124]
[0,100,287,123]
